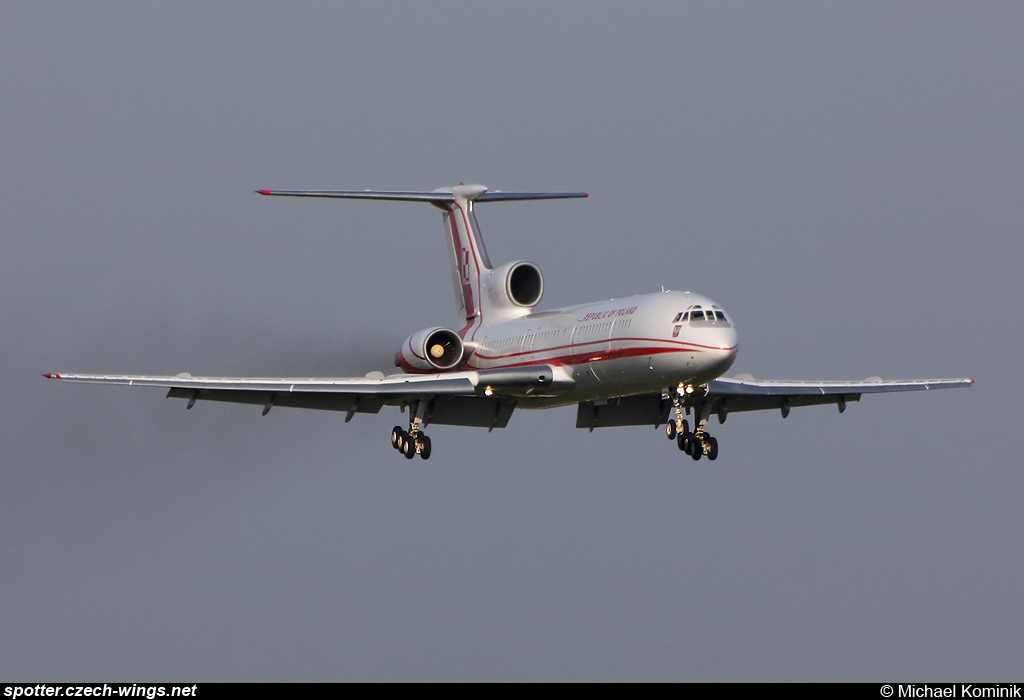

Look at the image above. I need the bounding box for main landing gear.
[389,401,433,460]
[390,424,432,460]
[665,385,719,462]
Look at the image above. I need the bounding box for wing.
[44,366,573,430]
[706,376,973,417]
[575,375,973,429]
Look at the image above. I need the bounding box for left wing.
[576,376,973,429]
[44,366,573,429]
[706,376,973,417]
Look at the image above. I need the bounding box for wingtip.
[255,189,272,196]
[42,373,61,379]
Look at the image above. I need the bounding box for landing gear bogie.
[390,418,432,460]
[678,433,718,462]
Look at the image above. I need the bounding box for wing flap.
[424,396,516,429]
[708,392,861,414]
[164,387,388,414]
[576,395,671,430]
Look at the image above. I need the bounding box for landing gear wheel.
[666,420,677,440]
[677,433,689,452]
[706,436,718,461]
[391,426,404,449]
[401,437,416,459]
[690,439,703,461]
[680,420,689,437]
[419,434,432,460]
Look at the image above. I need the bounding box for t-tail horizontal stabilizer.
[255,186,588,204]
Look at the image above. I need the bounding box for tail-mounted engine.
[395,327,465,373]
[485,261,544,316]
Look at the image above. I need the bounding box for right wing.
[44,366,573,430]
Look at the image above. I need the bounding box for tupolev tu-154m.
[45,184,972,460]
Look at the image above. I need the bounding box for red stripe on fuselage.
[466,344,690,370]
[471,336,736,362]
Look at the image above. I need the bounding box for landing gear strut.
[666,384,719,462]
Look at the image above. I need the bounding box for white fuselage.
[460,290,739,407]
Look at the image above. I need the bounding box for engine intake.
[487,261,544,310]
[396,327,465,372]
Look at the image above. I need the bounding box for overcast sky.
[3,2,1022,681]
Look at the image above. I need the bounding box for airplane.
[44,184,972,461]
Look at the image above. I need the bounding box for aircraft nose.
[706,325,738,372]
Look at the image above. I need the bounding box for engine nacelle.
[486,261,544,311]
[395,327,465,373]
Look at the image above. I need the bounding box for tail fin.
[256,185,587,324]
[440,185,494,323]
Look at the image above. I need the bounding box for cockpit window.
[671,304,729,327]
[674,305,731,327]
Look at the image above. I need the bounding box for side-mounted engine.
[395,327,465,373]
[483,261,544,319]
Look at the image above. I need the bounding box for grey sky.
[3,2,1022,681]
